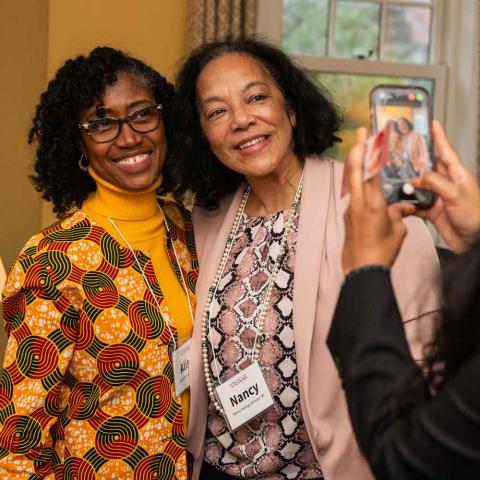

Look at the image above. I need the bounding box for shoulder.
[2,211,89,299]
[302,155,347,215]
[191,190,240,263]
[392,217,440,321]
[17,211,90,257]
[305,154,342,168]
[304,155,344,184]
[400,217,439,267]
[157,193,194,233]
[192,191,237,228]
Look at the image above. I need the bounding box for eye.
[206,108,225,120]
[131,106,157,124]
[89,118,115,132]
[250,94,266,103]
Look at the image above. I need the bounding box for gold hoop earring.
[78,154,90,172]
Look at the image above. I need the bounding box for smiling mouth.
[238,136,268,150]
[116,153,150,165]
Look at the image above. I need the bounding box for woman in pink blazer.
[173,39,440,480]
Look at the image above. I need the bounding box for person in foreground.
[328,120,480,479]
[174,39,441,479]
[0,47,197,478]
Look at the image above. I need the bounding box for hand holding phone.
[342,127,417,275]
[412,121,480,252]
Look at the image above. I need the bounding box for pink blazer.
[188,157,440,479]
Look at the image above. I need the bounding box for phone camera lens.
[402,183,415,195]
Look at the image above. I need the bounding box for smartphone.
[370,85,435,207]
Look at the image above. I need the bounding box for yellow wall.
[0,0,50,368]
[0,0,49,269]
[48,0,188,80]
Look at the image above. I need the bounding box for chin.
[124,175,159,192]
[243,163,279,179]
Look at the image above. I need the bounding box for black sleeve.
[327,268,480,479]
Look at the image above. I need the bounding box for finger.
[346,128,369,202]
[368,171,383,189]
[356,126,369,144]
[436,159,448,177]
[388,203,417,221]
[412,171,457,202]
[415,197,444,220]
[411,157,448,189]
[432,120,462,170]
[365,172,387,207]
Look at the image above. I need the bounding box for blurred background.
[0,0,478,348]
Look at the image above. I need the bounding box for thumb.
[388,203,417,221]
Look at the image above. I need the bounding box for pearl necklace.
[202,173,304,414]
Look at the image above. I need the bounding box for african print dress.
[0,199,197,479]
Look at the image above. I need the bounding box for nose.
[115,121,143,147]
[230,105,255,131]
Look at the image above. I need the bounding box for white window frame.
[257,0,479,175]
[440,0,479,176]
[257,0,447,120]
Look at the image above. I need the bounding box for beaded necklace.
[201,173,304,414]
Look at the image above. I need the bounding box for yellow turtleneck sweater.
[82,168,192,431]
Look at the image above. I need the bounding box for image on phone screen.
[370,85,435,207]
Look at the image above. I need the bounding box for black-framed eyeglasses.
[79,104,163,143]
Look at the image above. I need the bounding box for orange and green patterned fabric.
[0,199,198,479]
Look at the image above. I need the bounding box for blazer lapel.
[293,157,334,399]
[187,187,245,457]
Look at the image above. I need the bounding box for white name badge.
[172,339,192,397]
[215,362,275,431]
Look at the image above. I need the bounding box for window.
[257,0,447,160]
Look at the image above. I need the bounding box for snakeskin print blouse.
[204,210,323,479]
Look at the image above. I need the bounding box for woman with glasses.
[0,47,197,479]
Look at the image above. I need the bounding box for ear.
[288,108,297,127]
[77,137,88,157]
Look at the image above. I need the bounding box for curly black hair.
[29,46,175,218]
[170,38,343,210]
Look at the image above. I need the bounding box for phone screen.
[370,85,435,207]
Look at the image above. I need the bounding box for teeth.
[239,136,266,150]
[117,153,149,165]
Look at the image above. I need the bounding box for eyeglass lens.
[88,106,161,142]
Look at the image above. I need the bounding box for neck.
[244,158,304,216]
[83,168,162,221]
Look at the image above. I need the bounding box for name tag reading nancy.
[215,362,275,431]
[172,339,192,397]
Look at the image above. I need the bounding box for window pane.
[392,0,431,3]
[334,1,380,60]
[384,6,431,64]
[281,0,328,56]
[309,72,434,160]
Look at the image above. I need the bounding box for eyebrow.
[200,81,269,106]
[86,99,155,118]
